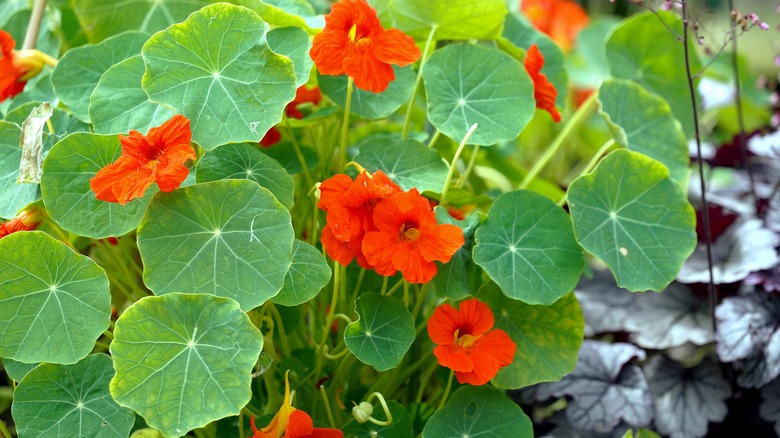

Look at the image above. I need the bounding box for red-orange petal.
[457,299,495,338]
[455,352,500,386]
[343,42,396,93]
[318,174,354,211]
[361,229,397,276]
[373,28,421,67]
[310,30,349,76]
[90,156,154,205]
[417,223,464,264]
[149,114,192,150]
[524,44,561,122]
[260,126,281,147]
[427,303,460,346]
[0,30,26,102]
[392,245,437,283]
[474,328,516,367]
[433,345,474,373]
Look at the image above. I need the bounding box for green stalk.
[456,144,480,188]
[402,25,438,139]
[440,123,479,205]
[437,370,455,410]
[558,139,615,206]
[283,115,313,189]
[339,77,354,170]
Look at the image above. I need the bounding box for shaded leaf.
[271,239,332,307]
[432,208,482,301]
[344,293,415,371]
[1,357,37,382]
[318,65,415,120]
[341,401,412,438]
[354,138,448,193]
[760,378,780,436]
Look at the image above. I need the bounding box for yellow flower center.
[454,328,479,349]
[348,24,358,42]
[399,222,420,242]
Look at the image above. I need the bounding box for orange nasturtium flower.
[524,44,561,122]
[0,209,41,239]
[1,30,56,102]
[362,189,464,284]
[428,298,516,385]
[520,0,589,52]
[310,0,421,93]
[90,114,195,205]
[251,373,342,438]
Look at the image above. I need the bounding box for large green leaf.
[2,358,37,382]
[0,121,37,219]
[137,180,294,311]
[51,31,149,122]
[479,284,584,389]
[344,293,415,372]
[606,11,701,136]
[90,55,175,135]
[390,0,507,40]
[598,78,690,186]
[567,150,697,291]
[12,355,135,438]
[40,133,154,238]
[422,386,533,438]
[473,190,584,305]
[354,138,448,193]
[423,44,535,145]
[72,0,210,43]
[341,401,413,438]
[271,239,332,307]
[195,143,295,210]
[141,3,297,150]
[266,26,313,87]
[317,65,416,120]
[0,232,110,364]
[432,208,482,301]
[110,294,263,438]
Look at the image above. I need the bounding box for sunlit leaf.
[271,239,332,307]
[141,3,297,150]
[423,44,535,145]
[568,150,696,291]
[137,180,294,311]
[390,0,507,40]
[12,354,135,438]
[267,26,313,87]
[354,138,448,193]
[0,232,110,364]
[473,190,584,305]
[344,293,415,371]
[110,293,263,437]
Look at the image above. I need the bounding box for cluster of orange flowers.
[318,171,464,284]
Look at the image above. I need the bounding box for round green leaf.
[141,3,297,150]
[479,283,584,389]
[344,293,415,372]
[0,232,110,364]
[137,180,294,311]
[342,401,413,438]
[2,358,38,382]
[318,65,416,120]
[0,121,37,219]
[90,55,175,135]
[423,44,535,145]
[110,294,263,438]
[51,31,149,122]
[606,11,701,136]
[12,354,135,438]
[598,78,690,186]
[354,138,448,193]
[195,143,295,210]
[271,239,332,307]
[422,386,533,438]
[266,26,313,87]
[473,190,584,305]
[568,150,697,291]
[72,0,210,43]
[40,133,154,238]
[390,0,508,40]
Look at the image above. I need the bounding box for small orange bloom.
[0,30,27,102]
[90,114,195,205]
[428,298,516,386]
[362,189,464,283]
[524,44,561,122]
[310,0,421,93]
[251,373,342,438]
[521,0,589,52]
[0,209,41,239]
[260,85,322,147]
[260,127,282,147]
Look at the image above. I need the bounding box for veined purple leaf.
[736,330,780,388]
[760,378,780,436]
[765,191,780,234]
[677,219,779,284]
[574,269,637,336]
[645,356,731,438]
[746,265,780,293]
[538,341,653,432]
[624,283,713,349]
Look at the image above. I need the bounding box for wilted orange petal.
[524,44,561,122]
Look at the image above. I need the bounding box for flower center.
[399,222,420,242]
[348,24,358,42]
[453,328,479,349]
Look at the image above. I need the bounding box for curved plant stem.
[238,409,245,438]
[558,139,616,206]
[682,1,716,331]
[456,144,480,188]
[0,420,11,438]
[519,92,598,189]
[441,123,479,205]
[339,77,354,170]
[283,116,313,190]
[319,384,337,428]
[427,130,442,149]
[402,25,438,139]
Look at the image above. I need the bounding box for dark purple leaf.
[624,283,713,349]
[677,219,779,284]
[760,378,780,436]
[574,269,637,336]
[538,341,653,432]
[540,411,628,438]
[645,356,731,438]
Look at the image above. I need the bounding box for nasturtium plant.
[354,137,448,193]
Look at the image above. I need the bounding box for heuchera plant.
[0,0,776,437]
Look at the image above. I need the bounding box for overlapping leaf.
[432,209,482,301]
[354,138,448,193]
[344,293,415,371]
[267,26,313,87]
[271,239,332,307]
[318,66,415,120]
[390,0,507,40]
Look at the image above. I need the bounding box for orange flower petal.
[524,44,561,122]
[318,174,354,211]
[90,156,154,205]
[454,353,500,386]
[344,43,396,93]
[433,345,474,373]
[457,299,495,338]
[286,86,322,119]
[149,114,192,149]
[373,28,421,67]
[475,328,517,367]
[361,228,397,276]
[391,244,438,283]
[260,126,281,147]
[417,223,465,264]
[311,29,350,76]
[427,303,460,346]
[0,30,26,102]
[286,410,315,437]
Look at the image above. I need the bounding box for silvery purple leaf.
[715,293,780,362]
[645,356,731,438]
[677,219,779,284]
[748,129,780,159]
[624,283,713,349]
[736,329,780,388]
[760,378,780,436]
[766,191,780,233]
[745,265,780,292]
[575,269,637,336]
[541,341,653,432]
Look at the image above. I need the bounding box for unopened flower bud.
[352,401,374,423]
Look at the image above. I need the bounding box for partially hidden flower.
[90,114,195,205]
[0,209,42,239]
[524,44,561,122]
[310,0,421,93]
[428,298,516,385]
[362,189,464,283]
[251,373,342,438]
[261,85,323,147]
[520,0,589,52]
[1,30,56,102]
